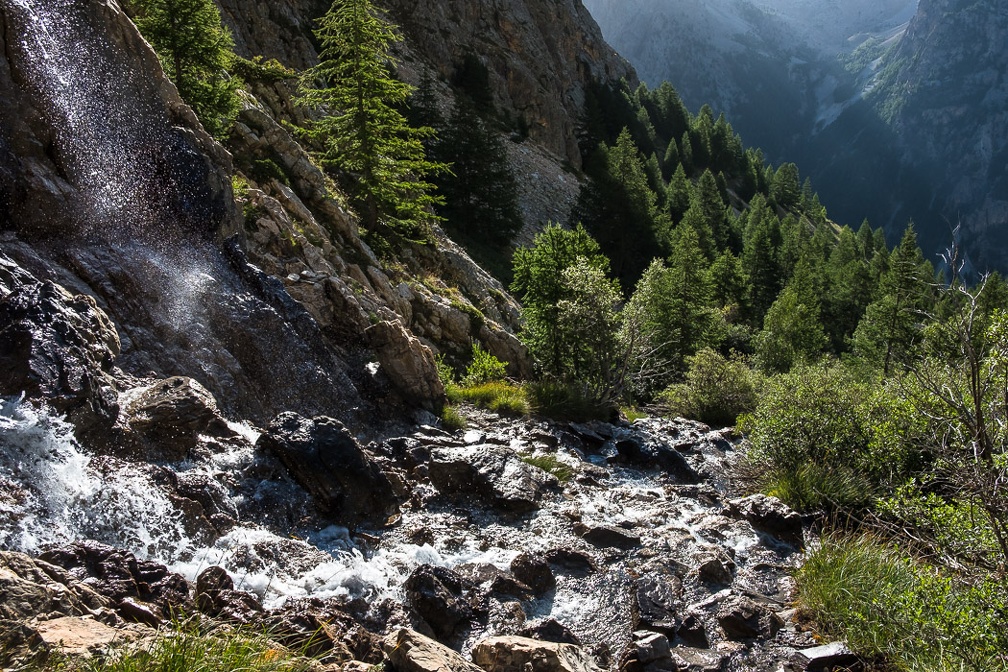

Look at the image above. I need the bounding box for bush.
[658,348,761,426]
[525,379,617,422]
[739,363,925,512]
[439,404,466,432]
[798,536,1008,671]
[462,343,507,386]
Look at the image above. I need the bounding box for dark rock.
[612,436,700,483]
[429,444,555,513]
[520,618,581,645]
[267,598,379,661]
[511,553,556,595]
[197,588,264,624]
[675,613,709,649]
[123,377,229,462]
[727,494,804,547]
[404,565,475,642]
[196,566,233,595]
[634,632,673,665]
[635,574,683,636]
[0,619,47,667]
[256,412,398,528]
[715,594,783,641]
[116,597,162,627]
[581,524,642,550]
[670,648,727,672]
[0,274,120,439]
[489,575,534,600]
[695,552,735,586]
[791,642,861,672]
[544,548,597,575]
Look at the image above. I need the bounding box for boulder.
[256,413,398,528]
[0,551,109,621]
[0,275,120,438]
[35,616,149,659]
[428,444,555,513]
[123,376,229,461]
[404,565,476,641]
[365,320,445,411]
[669,648,727,672]
[634,632,673,665]
[544,549,597,576]
[715,594,783,641]
[612,436,700,484]
[790,642,861,672]
[695,552,735,586]
[520,619,581,645]
[634,574,683,636]
[580,524,641,550]
[471,636,605,672]
[195,566,264,624]
[727,494,803,547]
[510,553,556,595]
[382,628,484,672]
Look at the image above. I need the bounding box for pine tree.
[133,0,241,137]
[296,0,444,237]
[435,98,520,245]
[755,259,827,373]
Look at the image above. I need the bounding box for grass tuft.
[520,454,574,482]
[446,381,530,416]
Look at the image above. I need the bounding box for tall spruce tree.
[133,0,240,137]
[296,0,443,237]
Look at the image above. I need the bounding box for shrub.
[658,348,762,426]
[798,536,1008,671]
[462,343,507,386]
[525,379,617,422]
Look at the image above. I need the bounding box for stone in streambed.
[472,635,605,672]
[382,628,484,672]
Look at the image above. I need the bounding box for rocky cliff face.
[869,0,1008,270]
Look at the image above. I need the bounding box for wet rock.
[0,551,109,621]
[265,598,377,661]
[611,435,700,483]
[404,565,476,642]
[544,548,597,575]
[695,552,735,586]
[727,494,803,547]
[580,524,642,550]
[123,377,229,461]
[0,275,120,439]
[520,619,581,645]
[674,613,709,649]
[383,628,484,672]
[196,566,233,594]
[635,574,683,636]
[116,597,162,627]
[510,553,556,595]
[488,575,534,601]
[790,642,861,672]
[257,413,399,528]
[365,320,445,411]
[634,632,673,664]
[38,542,192,618]
[669,648,727,672]
[429,444,554,513]
[715,594,783,641]
[472,636,605,672]
[194,566,264,624]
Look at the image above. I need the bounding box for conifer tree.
[754,259,828,373]
[296,0,443,237]
[133,0,240,137]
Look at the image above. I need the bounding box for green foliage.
[754,261,827,374]
[511,224,620,399]
[525,379,617,422]
[48,619,314,672]
[446,380,530,416]
[798,536,1008,671]
[740,363,924,512]
[659,348,762,427]
[439,404,466,431]
[520,454,574,482]
[133,0,241,138]
[462,343,507,386]
[295,0,445,238]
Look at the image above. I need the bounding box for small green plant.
[447,381,530,416]
[435,353,456,386]
[521,454,574,482]
[462,342,507,386]
[621,406,647,422]
[658,348,762,427]
[525,379,617,422]
[51,619,315,672]
[439,404,466,432]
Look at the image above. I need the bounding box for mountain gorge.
[585,0,1008,271]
